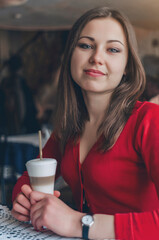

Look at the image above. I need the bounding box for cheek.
[111,61,127,75]
[71,51,84,82]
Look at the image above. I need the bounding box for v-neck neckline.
[78,134,103,167]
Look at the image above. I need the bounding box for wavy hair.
[54,6,146,153]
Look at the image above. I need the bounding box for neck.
[82,91,112,125]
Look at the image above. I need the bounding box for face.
[71,17,128,94]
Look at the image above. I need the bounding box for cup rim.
[26,158,57,166]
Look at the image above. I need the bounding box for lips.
[84,69,105,77]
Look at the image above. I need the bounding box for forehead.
[80,17,127,44]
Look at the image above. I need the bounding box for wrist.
[68,211,86,238]
[89,214,115,239]
[81,214,94,239]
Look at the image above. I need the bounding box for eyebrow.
[79,36,95,41]
[79,36,125,46]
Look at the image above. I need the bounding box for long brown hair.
[54,6,146,154]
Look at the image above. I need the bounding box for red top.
[12,101,159,240]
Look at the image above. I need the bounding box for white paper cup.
[26,158,57,194]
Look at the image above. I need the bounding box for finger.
[30,199,45,220]
[30,211,41,229]
[31,206,43,229]
[11,209,30,222]
[35,217,45,232]
[54,190,60,198]
[16,193,31,210]
[30,202,42,219]
[21,184,32,199]
[13,201,30,216]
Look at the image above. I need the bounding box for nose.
[89,48,105,65]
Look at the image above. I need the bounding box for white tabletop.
[0,205,81,240]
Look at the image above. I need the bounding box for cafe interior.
[0,0,159,208]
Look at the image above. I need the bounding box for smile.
[84,69,105,77]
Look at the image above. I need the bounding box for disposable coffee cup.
[26,158,57,194]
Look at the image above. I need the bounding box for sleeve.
[115,103,159,240]
[12,133,62,202]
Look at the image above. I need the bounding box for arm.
[89,214,115,239]
[115,103,159,240]
[85,103,159,240]
[12,171,30,202]
[30,190,159,240]
[30,191,115,239]
[115,211,159,240]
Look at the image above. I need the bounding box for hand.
[11,184,32,222]
[30,191,84,237]
[11,184,60,222]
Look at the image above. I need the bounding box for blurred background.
[0,0,159,207]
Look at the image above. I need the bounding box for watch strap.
[82,224,89,239]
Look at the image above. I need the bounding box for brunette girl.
[12,7,159,239]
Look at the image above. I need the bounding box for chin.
[84,88,104,94]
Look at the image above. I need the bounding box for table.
[0,205,81,240]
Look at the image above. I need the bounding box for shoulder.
[49,132,60,143]
[127,101,159,132]
[42,132,62,159]
[42,132,60,149]
[132,101,159,118]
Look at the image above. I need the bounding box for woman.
[11,7,159,239]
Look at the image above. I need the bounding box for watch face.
[82,215,94,226]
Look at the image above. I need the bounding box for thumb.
[30,191,46,205]
[30,190,60,205]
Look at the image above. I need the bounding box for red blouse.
[12,101,159,239]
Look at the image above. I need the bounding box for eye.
[77,43,93,49]
[108,48,120,53]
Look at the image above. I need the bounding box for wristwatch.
[81,214,94,239]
